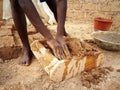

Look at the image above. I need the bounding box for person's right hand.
[46,39,66,59]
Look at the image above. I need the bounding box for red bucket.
[94,17,113,31]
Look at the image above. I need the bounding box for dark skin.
[10,0,70,66]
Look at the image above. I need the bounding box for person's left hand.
[56,36,71,59]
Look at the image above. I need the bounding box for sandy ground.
[0,22,120,90]
[0,0,120,90]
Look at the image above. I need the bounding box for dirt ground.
[0,22,120,90]
[0,0,120,90]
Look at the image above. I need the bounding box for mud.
[0,21,120,90]
[40,37,101,60]
[66,38,100,57]
[81,66,114,88]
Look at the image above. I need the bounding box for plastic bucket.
[94,17,113,31]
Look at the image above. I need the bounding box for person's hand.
[56,36,71,59]
[46,38,66,59]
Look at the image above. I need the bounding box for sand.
[0,0,120,90]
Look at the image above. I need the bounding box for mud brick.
[0,21,3,24]
[1,25,13,29]
[31,40,104,82]
[28,33,44,44]
[82,3,97,11]
[0,36,15,47]
[83,0,98,4]
[99,1,120,11]
[5,20,14,26]
[27,25,37,34]
[0,46,22,60]
[0,29,12,36]
[0,36,22,60]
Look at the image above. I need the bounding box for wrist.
[45,36,54,41]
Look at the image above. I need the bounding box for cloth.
[3,0,12,20]
[3,0,56,25]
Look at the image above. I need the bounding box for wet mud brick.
[1,25,13,29]
[31,40,104,82]
[0,28,13,36]
[0,35,21,60]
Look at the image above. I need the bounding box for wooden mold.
[31,40,104,82]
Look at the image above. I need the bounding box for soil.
[0,0,120,90]
[42,37,100,59]
[0,22,120,90]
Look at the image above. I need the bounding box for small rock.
[91,69,100,79]
[85,73,94,81]
[82,81,91,88]
[91,79,100,85]
[98,67,106,74]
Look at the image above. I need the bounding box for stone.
[82,81,91,88]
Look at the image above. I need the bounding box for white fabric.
[3,0,12,20]
[41,2,56,25]
[2,0,56,25]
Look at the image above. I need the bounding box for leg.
[17,0,67,59]
[18,0,53,40]
[47,0,70,57]
[46,0,68,36]
[10,0,33,65]
[56,0,70,57]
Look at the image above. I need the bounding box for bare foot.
[18,50,33,66]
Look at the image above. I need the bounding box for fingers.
[55,45,70,60]
[56,47,61,59]
[62,44,70,57]
[58,47,66,59]
[46,39,69,60]
[54,46,65,60]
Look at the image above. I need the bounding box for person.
[3,0,56,25]
[10,0,70,66]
